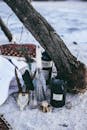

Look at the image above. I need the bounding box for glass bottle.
[35,68,47,102]
[42,51,53,85]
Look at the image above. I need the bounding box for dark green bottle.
[22,70,34,92]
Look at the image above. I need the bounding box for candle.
[36,46,42,69]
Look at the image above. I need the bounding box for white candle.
[36,46,42,69]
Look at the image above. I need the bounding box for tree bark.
[0,17,13,42]
[3,0,87,93]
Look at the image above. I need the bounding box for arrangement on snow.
[0,43,67,113]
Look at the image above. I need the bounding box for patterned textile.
[0,44,36,58]
[0,115,12,130]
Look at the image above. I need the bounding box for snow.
[0,1,87,130]
[0,92,87,130]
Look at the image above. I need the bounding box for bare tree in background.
[0,17,13,42]
[3,0,87,93]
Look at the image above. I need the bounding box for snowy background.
[0,1,87,130]
[0,1,87,64]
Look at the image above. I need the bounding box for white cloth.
[0,56,27,105]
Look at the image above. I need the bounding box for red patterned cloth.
[0,44,36,58]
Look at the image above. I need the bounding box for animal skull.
[17,92,29,111]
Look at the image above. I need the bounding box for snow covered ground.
[0,1,87,130]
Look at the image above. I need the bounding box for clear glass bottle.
[29,90,37,109]
[35,68,47,102]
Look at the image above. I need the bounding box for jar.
[50,78,66,108]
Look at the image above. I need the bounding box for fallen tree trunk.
[3,0,87,93]
[0,17,13,42]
